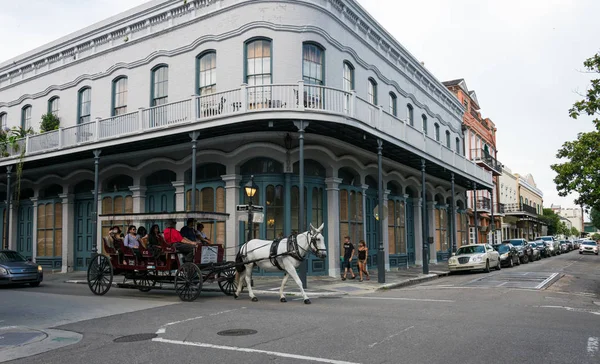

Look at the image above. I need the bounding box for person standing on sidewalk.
[341,236,356,281]
[357,240,370,282]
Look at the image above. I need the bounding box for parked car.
[579,241,599,255]
[533,241,550,258]
[448,244,501,273]
[536,236,559,255]
[566,241,574,251]
[502,239,534,263]
[527,242,542,260]
[0,250,43,286]
[573,240,580,250]
[559,241,569,253]
[493,243,520,267]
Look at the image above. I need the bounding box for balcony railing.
[504,203,539,215]
[3,82,493,185]
[470,148,502,175]
[476,197,491,211]
[494,203,505,215]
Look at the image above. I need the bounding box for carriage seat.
[113,240,135,257]
[103,238,118,256]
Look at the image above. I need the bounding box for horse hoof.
[304,299,311,304]
[251,297,259,302]
[234,294,239,300]
[280,297,287,303]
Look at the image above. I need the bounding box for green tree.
[40,113,60,133]
[570,226,580,237]
[541,208,560,236]
[591,208,600,230]
[592,233,600,241]
[552,52,600,210]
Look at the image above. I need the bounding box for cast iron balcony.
[494,203,505,215]
[503,203,538,216]
[470,148,502,176]
[476,197,491,212]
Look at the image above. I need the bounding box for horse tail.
[235,251,246,273]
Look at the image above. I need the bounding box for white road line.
[368,326,414,348]
[535,273,559,289]
[156,308,244,334]
[152,337,361,364]
[496,282,508,287]
[347,297,454,303]
[536,305,600,316]
[588,337,599,357]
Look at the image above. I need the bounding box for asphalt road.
[2,251,599,364]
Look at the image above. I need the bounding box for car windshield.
[529,243,537,247]
[456,246,485,255]
[509,240,523,246]
[495,245,510,253]
[0,251,26,263]
[583,242,597,246]
[540,237,552,241]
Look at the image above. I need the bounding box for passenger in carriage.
[195,223,212,245]
[137,226,148,244]
[124,225,143,262]
[180,219,198,242]
[105,226,123,249]
[164,220,198,262]
[147,224,165,261]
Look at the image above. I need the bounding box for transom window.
[302,43,324,85]
[407,104,414,126]
[152,66,169,106]
[113,77,128,116]
[78,88,91,124]
[48,97,59,117]
[435,123,440,141]
[368,78,377,104]
[246,39,272,86]
[343,61,354,91]
[389,92,397,116]
[22,105,32,130]
[198,52,216,95]
[422,115,428,134]
[0,113,6,129]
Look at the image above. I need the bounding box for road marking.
[535,305,600,316]
[535,273,559,289]
[496,282,508,287]
[588,337,599,357]
[368,326,414,348]
[347,297,454,303]
[156,308,244,334]
[153,337,361,364]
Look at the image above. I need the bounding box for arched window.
[0,112,7,130]
[112,77,128,116]
[407,104,414,126]
[446,130,451,148]
[434,123,440,141]
[389,92,397,116]
[21,105,32,129]
[197,51,216,95]
[48,97,59,117]
[302,43,324,85]
[77,87,91,124]
[151,65,168,106]
[343,61,354,91]
[422,115,428,134]
[455,137,461,154]
[368,78,377,105]
[245,38,272,86]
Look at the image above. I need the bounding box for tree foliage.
[552,52,600,210]
[541,208,561,236]
[40,113,60,133]
[591,208,600,230]
[570,226,580,237]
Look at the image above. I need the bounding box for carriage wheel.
[217,267,238,296]
[134,272,157,292]
[174,263,202,302]
[87,254,113,296]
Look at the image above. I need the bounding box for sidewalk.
[52,263,449,297]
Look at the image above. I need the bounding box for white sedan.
[448,244,501,273]
[579,241,599,255]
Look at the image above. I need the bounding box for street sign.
[236,205,264,212]
[237,212,265,223]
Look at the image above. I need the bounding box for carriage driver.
[163,220,198,262]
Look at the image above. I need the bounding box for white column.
[326,177,342,278]
[413,197,423,266]
[172,181,185,230]
[30,198,38,263]
[129,185,147,228]
[221,174,241,262]
[428,201,437,264]
[59,193,74,273]
[383,189,390,271]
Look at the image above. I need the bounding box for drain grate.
[217,329,257,336]
[113,333,158,343]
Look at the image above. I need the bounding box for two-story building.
[0,0,492,274]
[501,169,545,240]
[443,79,502,246]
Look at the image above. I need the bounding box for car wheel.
[29,282,40,287]
[496,259,501,270]
[579,251,582,254]
[596,253,598,255]
[516,257,521,266]
[484,260,490,273]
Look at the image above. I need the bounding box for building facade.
[443,79,502,246]
[551,204,584,234]
[0,0,492,274]
[501,169,545,240]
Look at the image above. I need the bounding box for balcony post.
[490,189,495,244]
[450,173,457,254]
[189,94,196,121]
[350,90,356,117]
[95,117,101,141]
[473,182,478,244]
[240,83,248,113]
[58,127,63,148]
[138,107,144,131]
[298,80,305,111]
[378,105,383,130]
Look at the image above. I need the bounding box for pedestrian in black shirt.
[341,236,356,280]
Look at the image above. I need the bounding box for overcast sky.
[1,0,598,210]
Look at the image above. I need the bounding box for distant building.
[551,204,583,234]
[500,167,545,240]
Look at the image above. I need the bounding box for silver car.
[0,250,44,286]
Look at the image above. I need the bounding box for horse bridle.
[298,231,326,257]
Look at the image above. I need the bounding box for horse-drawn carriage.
[86,211,237,302]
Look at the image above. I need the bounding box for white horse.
[234,223,327,304]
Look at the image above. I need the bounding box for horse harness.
[269,235,303,270]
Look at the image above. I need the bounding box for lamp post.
[245,175,257,242]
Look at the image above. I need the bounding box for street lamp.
[245,175,257,242]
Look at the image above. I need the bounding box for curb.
[376,273,445,291]
[0,328,82,363]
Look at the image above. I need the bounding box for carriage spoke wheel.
[217,267,238,296]
[87,254,113,296]
[134,272,157,292]
[174,263,202,302]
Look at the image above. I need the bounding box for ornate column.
[383,189,390,272]
[428,201,437,264]
[222,174,241,262]
[325,177,341,278]
[31,197,39,263]
[59,193,74,273]
[413,197,424,266]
